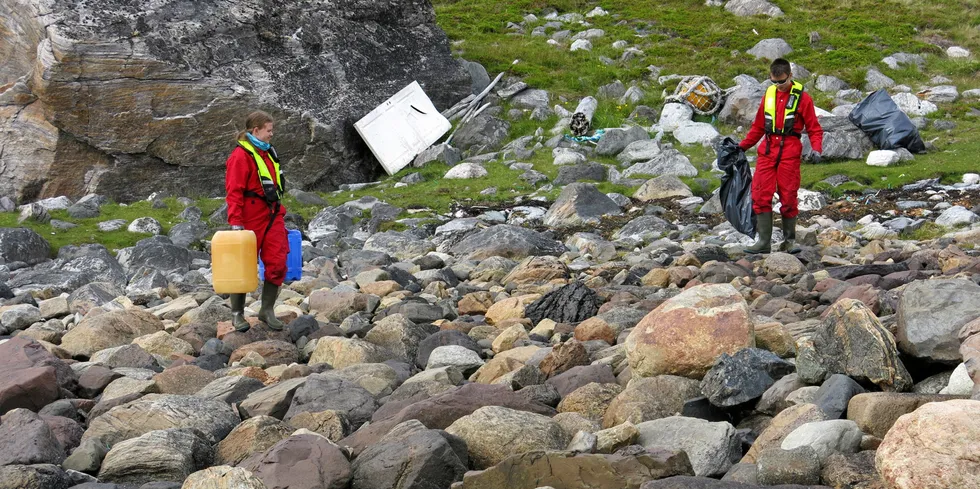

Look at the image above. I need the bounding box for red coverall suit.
[224,145,288,286]
[739,89,823,219]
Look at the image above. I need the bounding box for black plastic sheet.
[848,89,926,153]
[716,137,756,236]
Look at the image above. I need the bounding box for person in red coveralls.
[225,110,287,332]
[739,58,824,254]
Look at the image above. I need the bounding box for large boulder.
[82,394,240,446]
[450,225,565,261]
[700,348,795,407]
[542,183,623,228]
[351,420,467,489]
[0,408,66,465]
[896,279,980,363]
[60,309,164,358]
[0,228,50,266]
[603,375,702,428]
[98,428,214,486]
[240,433,352,489]
[636,416,741,477]
[283,374,378,428]
[445,405,569,469]
[0,0,470,201]
[0,337,77,414]
[876,400,980,489]
[456,449,694,489]
[626,284,754,379]
[797,299,912,391]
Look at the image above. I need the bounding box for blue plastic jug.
[258,229,303,282]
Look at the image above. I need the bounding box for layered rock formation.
[0,0,470,202]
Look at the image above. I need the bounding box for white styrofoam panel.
[354,81,451,176]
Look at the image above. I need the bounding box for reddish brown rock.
[153,365,216,395]
[229,340,300,367]
[539,339,590,378]
[574,317,617,344]
[0,337,76,414]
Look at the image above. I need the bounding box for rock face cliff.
[0,0,470,202]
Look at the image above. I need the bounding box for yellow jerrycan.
[211,230,259,294]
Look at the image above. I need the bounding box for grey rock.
[935,205,979,227]
[351,420,467,489]
[554,162,607,186]
[897,279,980,362]
[636,416,740,477]
[756,447,821,485]
[118,237,191,279]
[633,175,693,201]
[617,139,662,164]
[0,1,469,202]
[812,374,866,419]
[0,228,50,266]
[416,330,482,369]
[284,373,378,429]
[700,348,795,407]
[525,282,600,326]
[814,116,875,160]
[450,225,565,261]
[864,69,895,91]
[98,219,128,232]
[239,377,308,419]
[463,60,492,95]
[747,38,793,60]
[612,215,671,242]
[454,114,510,153]
[83,394,240,446]
[167,221,210,249]
[97,428,213,486]
[543,183,623,228]
[127,217,163,235]
[725,0,784,17]
[622,149,698,179]
[816,75,849,93]
[512,89,551,110]
[780,420,862,462]
[719,82,766,127]
[412,143,461,168]
[194,375,266,405]
[597,80,627,99]
[67,199,102,219]
[596,126,650,156]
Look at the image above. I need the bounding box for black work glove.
[808,152,822,164]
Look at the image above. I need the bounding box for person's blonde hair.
[236,110,274,142]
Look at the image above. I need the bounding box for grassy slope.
[435,0,980,190]
[3,0,979,253]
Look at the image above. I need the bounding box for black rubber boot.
[229,293,249,332]
[779,216,801,254]
[257,282,284,331]
[744,212,773,254]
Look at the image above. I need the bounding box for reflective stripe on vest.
[763,81,804,136]
[237,139,282,201]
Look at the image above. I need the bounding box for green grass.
[0,198,224,255]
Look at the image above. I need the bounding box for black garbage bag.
[848,89,926,153]
[716,137,756,236]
